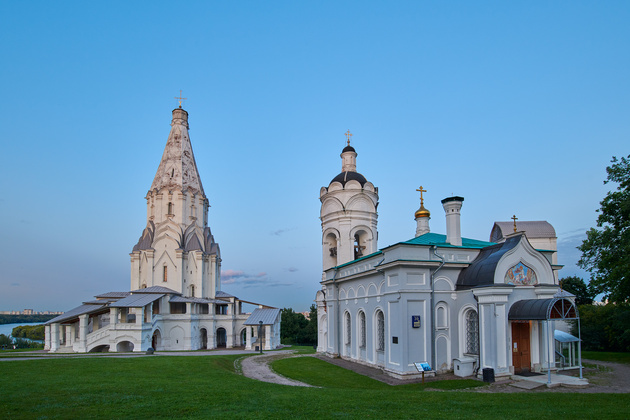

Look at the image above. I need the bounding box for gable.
[457,233,555,290]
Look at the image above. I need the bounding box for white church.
[315,140,580,379]
[45,106,281,353]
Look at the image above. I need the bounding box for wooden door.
[511,322,531,373]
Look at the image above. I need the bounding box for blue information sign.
[412,315,421,328]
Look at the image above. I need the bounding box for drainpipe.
[374,256,386,274]
[473,292,481,377]
[431,246,446,371]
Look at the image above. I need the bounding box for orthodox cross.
[416,186,427,205]
[345,129,353,146]
[175,90,188,108]
[511,215,518,232]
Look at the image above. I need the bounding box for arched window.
[344,312,351,345]
[354,233,364,259]
[358,311,366,348]
[376,310,385,351]
[325,232,338,268]
[191,285,195,297]
[167,202,173,215]
[163,266,168,282]
[465,310,479,355]
[436,303,448,329]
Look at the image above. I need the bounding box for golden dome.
[415,204,430,218]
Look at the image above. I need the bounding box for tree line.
[0,314,56,325]
[563,155,630,352]
[280,305,317,346]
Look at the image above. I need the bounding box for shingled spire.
[150,107,204,195]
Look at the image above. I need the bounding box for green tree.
[571,303,630,351]
[0,334,13,348]
[12,324,45,341]
[280,308,308,344]
[578,155,630,303]
[302,304,318,345]
[560,276,594,305]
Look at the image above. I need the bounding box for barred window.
[345,312,351,345]
[359,311,366,348]
[465,310,479,355]
[376,310,385,351]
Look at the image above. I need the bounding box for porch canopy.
[508,297,578,321]
[508,297,583,383]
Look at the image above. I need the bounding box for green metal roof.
[399,232,495,249]
[333,251,383,269]
[326,233,495,272]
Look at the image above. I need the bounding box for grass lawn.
[581,351,630,364]
[0,353,628,419]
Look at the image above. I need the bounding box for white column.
[265,325,271,350]
[67,325,75,347]
[246,326,252,350]
[50,324,59,352]
[44,325,51,350]
[136,308,143,325]
[77,314,88,352]
[110,308,118,326]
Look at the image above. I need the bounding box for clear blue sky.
[1,1,628,312]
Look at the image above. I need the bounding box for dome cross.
[175,90,188,108]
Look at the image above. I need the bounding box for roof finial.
[512,214,518,232]
[414,185,430,219]
[416,186,427,206]
[175,90,188,108]
[344,129,353,146]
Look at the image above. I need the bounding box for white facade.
[320,144,379,272]
[316,143,573,379]
[45,107,281,353]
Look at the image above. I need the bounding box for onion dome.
[330,171,368,186]
[415,204,430,219]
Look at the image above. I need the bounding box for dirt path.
[240,350,315,387]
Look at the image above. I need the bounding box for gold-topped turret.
[414,186,431,218]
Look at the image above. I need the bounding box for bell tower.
[319,132,379,272]
[129,105,221,298]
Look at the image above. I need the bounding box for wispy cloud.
[558,228,588,244]
[287,267,298,272]
[271,227,295,236]
[221,269,294,288]
[221,270,266,285]
[10,282,19,287]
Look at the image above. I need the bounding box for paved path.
[240,350,315,387]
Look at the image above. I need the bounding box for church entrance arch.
[216,328,227,348]
[240,329,247,347]
[511,322,531,373]
[152,330,161,350]
[200,328,208,349]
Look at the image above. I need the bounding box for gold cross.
[174,90,188,108]
[512,215,518,232]
[345,129,353,146]
[416,186,427,205]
